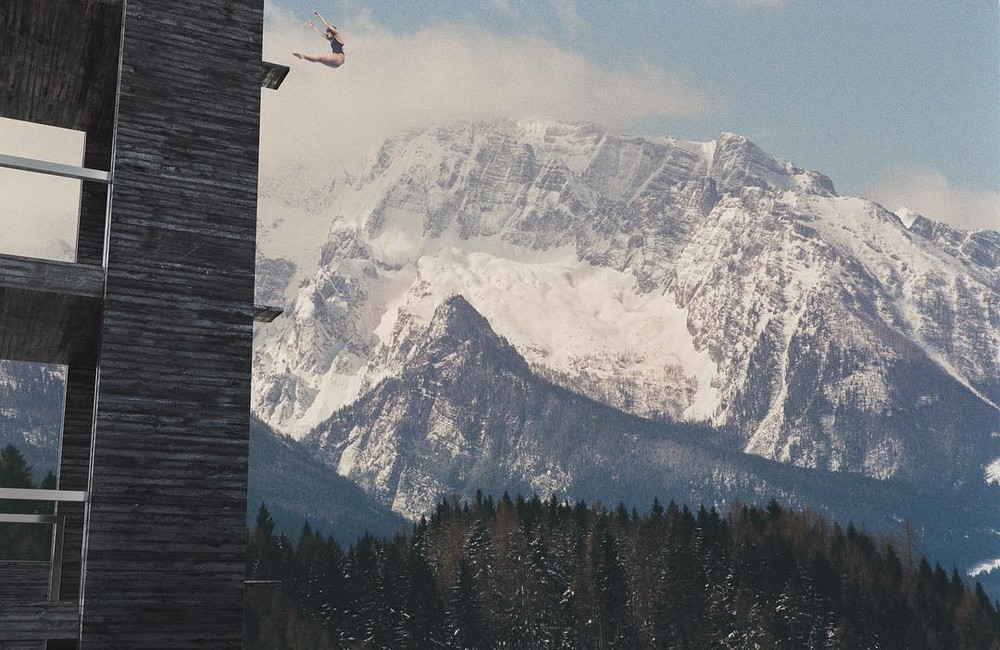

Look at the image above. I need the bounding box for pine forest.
[244,492,1000,649]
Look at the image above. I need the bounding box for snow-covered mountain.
[248,417,406,544]
[2,118,997,586]
[0,360,65,478]
[253,119,998,491]
[302,294,997,579]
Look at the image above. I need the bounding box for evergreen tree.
[243,494,1000,649]
[404,536,447,648]
[0,445,52,560]
[591,516,636,647]
[0,444,34,489]
[247,502,281,579]
[450,555,491,649]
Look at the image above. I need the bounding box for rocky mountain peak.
[411,294,530,377]
[709,131,836,197]
[253,118,998,491]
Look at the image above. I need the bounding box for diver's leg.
[293,52,344,67]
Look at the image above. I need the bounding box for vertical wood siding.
[79,0,263,646]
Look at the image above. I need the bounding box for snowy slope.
[253,119,999,488]
[365,248,719,422]
[671,190,998,483]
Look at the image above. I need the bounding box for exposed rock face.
[304,295,741,519]
[300,296,997,587]
[253,119,998,490]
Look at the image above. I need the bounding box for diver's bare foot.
[293,52,303,59]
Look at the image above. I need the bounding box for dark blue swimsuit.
[330,38,344,54]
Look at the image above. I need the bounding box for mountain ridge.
[254,118,998,489]
[302,292,998,582]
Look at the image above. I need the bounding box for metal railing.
[0,153,111,184]
[0,488,87,602]
[0,150,112,264]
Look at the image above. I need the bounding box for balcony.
[0,489,86,643]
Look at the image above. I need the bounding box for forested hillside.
[245,494,999,649]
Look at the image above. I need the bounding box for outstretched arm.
[312,12,344,43]
[307,21,326,38]
[314,11,335,31]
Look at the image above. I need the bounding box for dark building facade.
[0,0,275,645]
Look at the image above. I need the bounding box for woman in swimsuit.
[293,11,345,68]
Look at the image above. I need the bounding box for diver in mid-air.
[293,11,345,68]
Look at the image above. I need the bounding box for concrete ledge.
[0,253,105,298]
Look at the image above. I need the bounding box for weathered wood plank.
[55,363,96,601]
[0,0,121,136]
[77,132,113,265]
[253,305,283,322]
[0,601,78,640]
[261,61,289,89]
[0,287,101,365]
[0,562,49,602]
[0,0,265,643]
[0,254,104,297]
[77,0,264,646]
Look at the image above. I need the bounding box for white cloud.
[261,5,707,175]
[863,167,999,231]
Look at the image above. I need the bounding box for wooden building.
[0,0,285,645]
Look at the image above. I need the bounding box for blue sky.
[267,0,998,227]
[2,0,994,249]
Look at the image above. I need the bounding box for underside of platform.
[0,0,122,157]
[0,254,103,364]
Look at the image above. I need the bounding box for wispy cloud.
[261,4,708,174]
[481,0,583,31]
[863,167,999,231]
[484,0,518,19]
[550,0,584,33]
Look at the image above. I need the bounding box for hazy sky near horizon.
[265,0,998,228]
